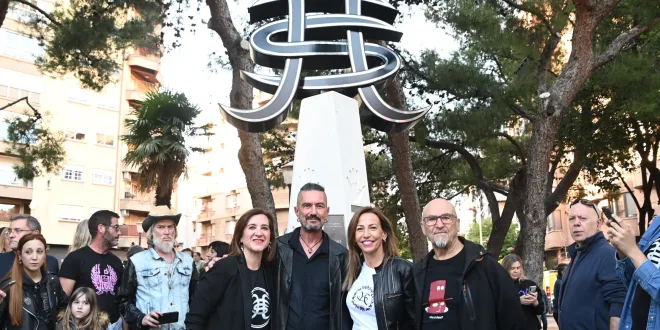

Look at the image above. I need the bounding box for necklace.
[299,235,322,253]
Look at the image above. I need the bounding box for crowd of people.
[0,182,655,330]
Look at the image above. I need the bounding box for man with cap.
[118,205,198,330]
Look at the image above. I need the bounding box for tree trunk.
[206,0,278,235]
[154,184,172,208]
[0,0,8,29]
[487,169,525,258]
[521,114,562,285]
[386,80,427,262]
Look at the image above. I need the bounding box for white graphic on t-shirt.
[647,239,660,267]
[251,287,270,329]
[351,285,374,312]
[91,264,118,295]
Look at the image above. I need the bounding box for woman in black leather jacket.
[343,206,415,330]
[0,233,68,330]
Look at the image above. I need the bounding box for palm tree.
[122,90,211,207]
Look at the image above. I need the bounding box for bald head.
[423,199,457,218]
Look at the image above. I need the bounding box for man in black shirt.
[276,183,348,330]
[412,199,525,330]
[59,210,124,330]
[608,203,660,330]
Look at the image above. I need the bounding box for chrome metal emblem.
[220,0,429,132]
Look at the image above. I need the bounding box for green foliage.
[5,112,66,182]
[26,0,164,91]
[465,218,518,258]
[122,90,212,206]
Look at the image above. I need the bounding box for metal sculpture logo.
[220,0,429,133]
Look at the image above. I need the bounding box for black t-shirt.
[59,246,124,322]
[421,248,465,330]
[248,267,270,330]
[631,237,660,330]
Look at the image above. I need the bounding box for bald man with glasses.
[557,199,626,330]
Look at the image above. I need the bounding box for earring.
[267,243,271,252]
[240,242,244,252]
[383,237,387,242]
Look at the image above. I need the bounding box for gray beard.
[434,239,448,248]
[301,221,323,232]
[154,238,174,253]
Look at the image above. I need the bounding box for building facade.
[0,3,164,261]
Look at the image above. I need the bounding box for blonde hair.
[0,227,10,253]
[58,287,108,330]
[69,219,92,252]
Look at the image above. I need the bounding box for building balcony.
[196,233,214,247]
[126,89,146,105]
[120,192,151,213]
[0,170,32,200]
[117,224,146,248]
[128,55,160,77]
[197,210,217,223]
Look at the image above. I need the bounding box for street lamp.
[282,161,294,200]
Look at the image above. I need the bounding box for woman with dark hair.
[207,241,230,262]
[343,206,414,330]
[186,208,277,329]
[0,233,68,329]
[501,254,544,330]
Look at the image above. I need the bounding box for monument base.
[285,92,371,247]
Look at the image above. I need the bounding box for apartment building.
[0,2,165,260]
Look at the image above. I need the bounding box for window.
[62,165,84,182]
[68,88,91,104]
[226,192,240,208]
[92,169,114,186]
[97,95,118,111]
[547,212,562,231]
[64,131,85,142]
[59,204,83,221]
[0,29,44,62]
[226,218,236,235]
[211,224,216,237]
[615,192,638,218]
[96,133,115,147]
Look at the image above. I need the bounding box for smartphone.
[0,279,16,291]
[157,312,179,325]
[602,206,619,226]
[529,286,536,294]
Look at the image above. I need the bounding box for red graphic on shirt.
[426,280,452,314]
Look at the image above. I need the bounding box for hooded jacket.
[0,271,68,330]
[412,237,525,330]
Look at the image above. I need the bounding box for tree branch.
[616,169,642,211]
[206,0,247,62]
[538,32,562,93]
[591,17,660,71]
[442,184,472,200]
[12,0,59,25]
[508,104,535,121]
[500,0,554,34]
[493,132,527,166]
[545,153,584,215]
[0,97,42,121]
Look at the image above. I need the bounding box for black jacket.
[512,279,544,330]
[412,238,525,330]
[0,271,68,330]
[276,230,348,330]
[344,256,415,330]
[185,255,275,330]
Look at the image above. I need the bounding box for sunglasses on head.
[570,199,600,217]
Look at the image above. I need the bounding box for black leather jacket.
[373,257,415,330]
[0,271,68,330]
[276,230,348,330]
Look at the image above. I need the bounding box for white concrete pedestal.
[285,92,370,246]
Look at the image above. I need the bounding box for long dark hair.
[228,208,277,261]
[5,233,48,325]
[343,206,399,291]
[208,241,230,257]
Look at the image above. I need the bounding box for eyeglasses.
[5,228,34,236]
[570,199,600,218]
[422,214,457,226]
[105,224,120,231]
